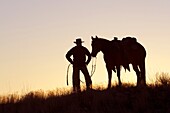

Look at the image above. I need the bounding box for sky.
[0,0,170,95]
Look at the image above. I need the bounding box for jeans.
[72,64,92,91]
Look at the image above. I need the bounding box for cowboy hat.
[74,38,84,44]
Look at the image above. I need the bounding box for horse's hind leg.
[139,61,146,85]
[106,65,112,89]
[132,64,141,86]
[116,65,122,86]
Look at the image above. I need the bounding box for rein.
[66,57,97,86]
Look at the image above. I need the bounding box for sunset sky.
[0,0,170,94]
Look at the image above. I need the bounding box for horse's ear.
[96,36,98,39]
[91,36,94,40]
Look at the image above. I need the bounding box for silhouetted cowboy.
[66,38,92,92]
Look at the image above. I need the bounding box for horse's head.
[91,36,103,57]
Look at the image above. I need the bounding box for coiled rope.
[66,57,97,86]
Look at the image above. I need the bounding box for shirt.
[66,45,91,67]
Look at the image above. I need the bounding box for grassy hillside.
[0,73,170,113]
[0,84,170,113]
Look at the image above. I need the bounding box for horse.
[91,36,146,88]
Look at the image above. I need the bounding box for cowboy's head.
[74,38,84,46]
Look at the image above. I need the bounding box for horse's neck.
[100,40,111,54]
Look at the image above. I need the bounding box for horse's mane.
[96,37,111,42]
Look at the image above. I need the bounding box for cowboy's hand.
[85,62,89,65]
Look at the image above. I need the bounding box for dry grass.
[155,72,170,86]
[0,73,170,113]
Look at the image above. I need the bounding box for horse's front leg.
[116,65,122,86]
[106,65,112,89]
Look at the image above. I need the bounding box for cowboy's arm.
[66,50,74,64]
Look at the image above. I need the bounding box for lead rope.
[90,57,97,77]
[66,57,97,86]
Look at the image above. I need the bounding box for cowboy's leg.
[73,65,80,92]
[81,65,92,89]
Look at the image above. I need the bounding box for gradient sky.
[0,0,170,95]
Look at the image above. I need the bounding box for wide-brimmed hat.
[74,38,84,44]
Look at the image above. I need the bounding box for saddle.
[122,37,137,44]
[112,37,138,71]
